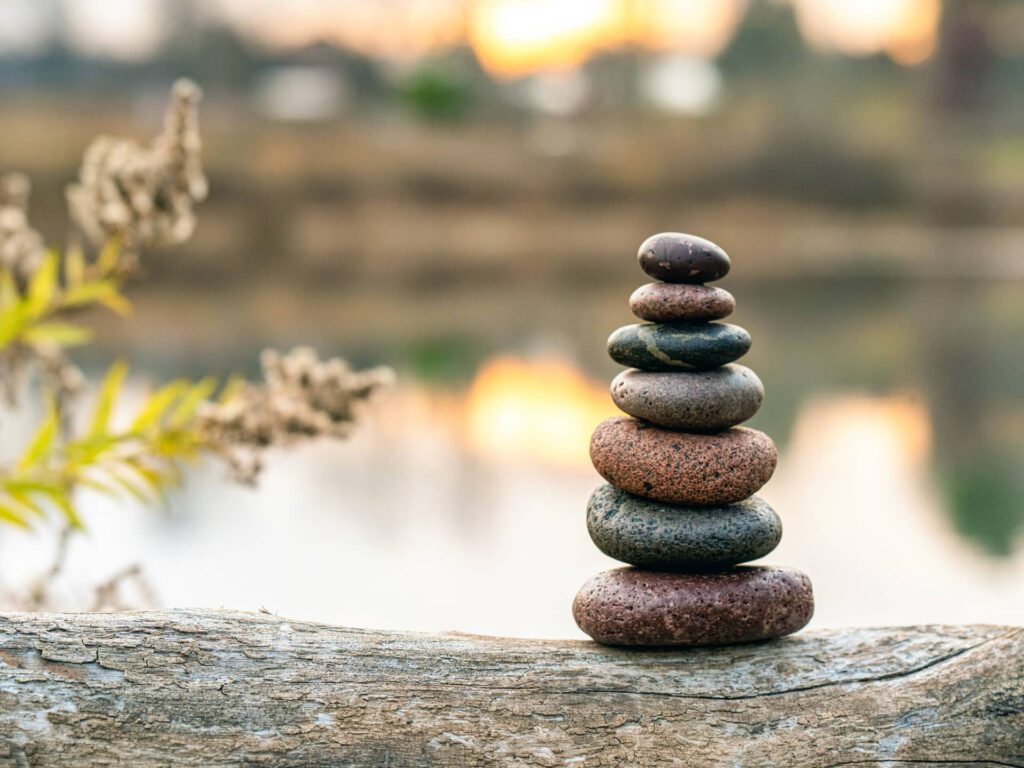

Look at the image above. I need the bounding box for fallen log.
[0,610,1021,766]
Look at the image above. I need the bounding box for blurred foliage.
[0,82,390,535]
[0,363,220,529]
[398,68,472,122]
[0,243,129,352]
[944,454,1024,557]
[0,238,231,529]
[403,336,486,384]
[718,0,809,78]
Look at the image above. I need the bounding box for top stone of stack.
[637,232,730,283]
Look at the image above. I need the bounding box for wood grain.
[0,610,1021,766]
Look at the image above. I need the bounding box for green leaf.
[17,404,59,470]
[25,250,59,317]
[97,238,122,275]
[88,360,129,439]
[76,475,121,496]
[66,431,116,466]
[97,287,132,316]
[130,380,190,432]
[62,280,113,306]
[168,377,217,428]
[49,494,84,529]
[2,478,66,497]
[0,269,17,307]
[0,504,30,528]
[62,279,131,317]
[65,244,86,288]
[7,490,44,518]
[217,375,247,404]
[22,322,93,347]
[154,432,200,461]
[122,460,173,500]
[0,271,28,346]
[103,467,152,504]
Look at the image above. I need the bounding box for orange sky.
[62,0,943,75]
[468,0,748,76]
[792,0,941,65]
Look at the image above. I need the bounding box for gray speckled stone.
[637,232,730,283]
[587,485,781,569]
[611,365,764,431]
[607,323,751,372]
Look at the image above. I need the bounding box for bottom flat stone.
[573,566,814,647]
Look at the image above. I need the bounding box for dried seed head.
[67,79,208,256]
[198,347,395,485]
[0,172,45,281]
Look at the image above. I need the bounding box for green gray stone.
[607,322,751,372]
[586,485,782,570]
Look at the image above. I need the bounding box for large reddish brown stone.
[629,282,736,323]
[573,566,814,646]
[590,417,776,505]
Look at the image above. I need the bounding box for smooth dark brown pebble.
[637,232,730,283]
[630,282,736,323]
[590,417,776,505]
[573,566,814,646]
[611,365,764,431]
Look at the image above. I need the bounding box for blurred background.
[0,0,1022,636]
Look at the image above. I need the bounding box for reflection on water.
[465,356,617,466]
[0,276,1022,635]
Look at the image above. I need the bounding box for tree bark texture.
[0,610,1021,766]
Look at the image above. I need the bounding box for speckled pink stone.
[573,566,814,646]
[590,417,777,505]
[629,282,736,323]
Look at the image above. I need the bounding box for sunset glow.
[464,356,618,467]
[793,0,941,64]
[789,394,933,468]
[628,0,747,58]
[469,0,623,76]
[468,0,745,77]
[51,0,947,73]
[66,0,164,61]
[217,0,466,60]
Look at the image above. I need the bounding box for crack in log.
[389,628,1021,702]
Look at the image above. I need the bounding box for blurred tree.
[717,0,809,78]
[934,0,995,114]
[398,67,472,122]
[945,455,1024,557]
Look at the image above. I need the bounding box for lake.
[1,273,1022,637]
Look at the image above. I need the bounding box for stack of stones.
[572,232,814,647]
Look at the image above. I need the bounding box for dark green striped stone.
[607,322,751,372]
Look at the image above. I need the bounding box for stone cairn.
[573,232,814,646]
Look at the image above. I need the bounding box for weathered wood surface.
[0,610,1021,767]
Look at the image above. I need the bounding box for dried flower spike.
[0,172,45,282]
[198,347,395,484]
[67,79,208,259]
